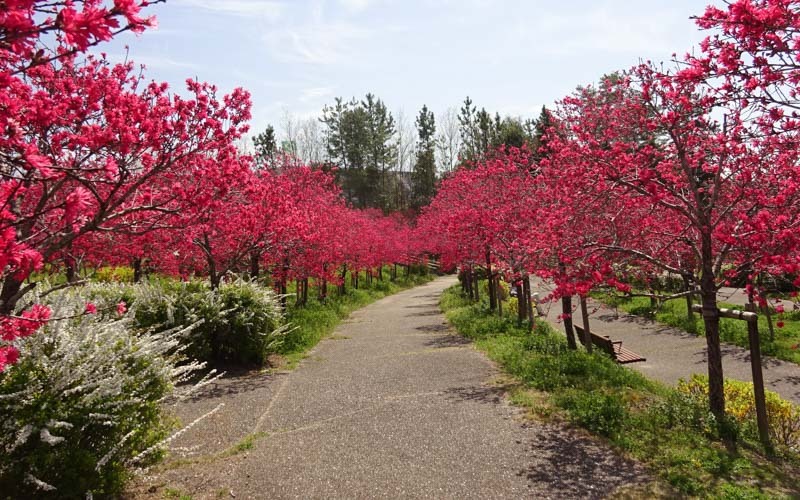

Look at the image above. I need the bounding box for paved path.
[717,287,790,308]
[531,282,800,405]
[138,277,648,499]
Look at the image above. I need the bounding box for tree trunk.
[209,266,221,290]
[473,266,480,302]
[756,275,776,341]
[763,302,776,342]
[201,234,222,290]
[296,279,309,307]
[516,279,526,327]
[486,249,496,311]
[580,296,592,353]
[523,275,534,331]
[497,277,503,317]
[339,264,347,296]
[65,255,77,283]
[562,295,577,350]
[700,238,725,421]
[319,279,328,301]
[133,258,143,283]
[0,276,24,315]
[249,250,260,281]
[279,258,290,308]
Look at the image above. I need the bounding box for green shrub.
[0,294,198,497]
[482,279,510,301]
[215,280,286,364]
[556,390,627,437]
[507,296,519,316]
[94,265,135,283]
[679,374,800,449]
[132,279,286,366]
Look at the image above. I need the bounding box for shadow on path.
[519,425,649,499]
[423,333,473,348]
[183,371,284,403]
[443,385,505,405]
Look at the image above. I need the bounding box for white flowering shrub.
[0,290,204,497]
[130,278,288,366]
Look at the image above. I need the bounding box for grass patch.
[441,284,800,498]
[593,292,800,365]
[163,487,193,499]
[277,268,433,367]
[220,431,269,458]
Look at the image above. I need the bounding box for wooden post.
[683,275,694,321]
[692,303,771,451]
[580,296,592,353]
[745,302,772,452]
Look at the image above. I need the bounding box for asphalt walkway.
[137,276,648,499]
[531,282,800,405]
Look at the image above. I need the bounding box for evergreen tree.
[531,105,553,161]
[492,117,530,149]
[321,98,368,206]
[412,105,437,210]
[363,93,397,210]
[321,94,398,209]
[457,96,499,164]
[252,125,277,169]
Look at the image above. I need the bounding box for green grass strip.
[441,283,800,498]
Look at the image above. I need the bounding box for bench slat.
[574,325,646,364]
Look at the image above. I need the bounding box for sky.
[96,0,716,138]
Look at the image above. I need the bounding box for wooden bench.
[574,325,646,364]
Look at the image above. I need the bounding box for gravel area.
[130,277,649,499]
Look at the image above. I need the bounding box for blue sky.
[98,0,713,138]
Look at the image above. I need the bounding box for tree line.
[418,1,800,438]
[253,96,552,213]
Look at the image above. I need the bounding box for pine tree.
[412,105,437,210]
[321,94,397,209]
[363,93,397,210]
[252,125,277,170]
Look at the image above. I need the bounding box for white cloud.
[262,22,372,64]
[299,86,335,102]
[175,0,285,20]
[338,0,374,13]
[105,52,203,71]
[520,3,695,58]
